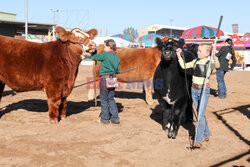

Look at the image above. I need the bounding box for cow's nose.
[166,51,172,55]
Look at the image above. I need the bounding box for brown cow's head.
[56,26,98,58]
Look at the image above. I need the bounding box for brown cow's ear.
[162,36,170,42]
[86,29,98,40]
[56,26,68,42]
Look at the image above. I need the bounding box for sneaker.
[202,137,209,142]
[111,119,120,124]
[193,142,202,149]
[97,119,109,125]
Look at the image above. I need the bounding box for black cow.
[153,38,196,139]
[185,43,199,58]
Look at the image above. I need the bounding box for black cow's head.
[185,43,199,58]
[155,38,185,61]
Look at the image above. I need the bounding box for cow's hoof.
[163,127,168,132]
[88,99,94,102]
[168,130,174,139]
[50,120,58,124]
[60,115,66,120]
[168,131,173,138]
[163,123,171,132]
[171,131,177,139]
[146,100,153,105]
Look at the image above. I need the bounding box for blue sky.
[0,0,249,35]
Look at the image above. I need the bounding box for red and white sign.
[216,34,245,48]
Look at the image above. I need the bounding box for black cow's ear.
[155,37,163,50]
[178,38,185,48]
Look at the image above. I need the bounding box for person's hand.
[176,48,182,59]
[213,54,217,60]
[212,47,218,60]
[212,47,216,56]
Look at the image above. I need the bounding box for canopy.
[138,34,163,47]
[242,33,250,42]
[182,25,224,39]
[139,33,163,41]
[111,34,133,42]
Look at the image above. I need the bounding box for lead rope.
[94,61,97,107]
[180,51,198,151]
[181,52,198,122]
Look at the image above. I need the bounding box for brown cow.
[88,37,170,105]
[0,26,97,123]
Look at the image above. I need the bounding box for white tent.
[81,36,134,66]
[93,36,133,48]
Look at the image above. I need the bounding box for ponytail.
[230,45,236,61]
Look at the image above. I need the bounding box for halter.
[71,28,94,58]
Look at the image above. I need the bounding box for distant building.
[0,11,16,21]
[140,24,242,39]
[0,11,53,37]
[140,24,188,38]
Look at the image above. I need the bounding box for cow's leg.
[47,97,61,123]
[171,99,188,139]
[184,99,193,123]
[59,97,67,119]
[45,86,62,123]
[88,89,94,100]
[144,81,153,105]
[158,99,172,131]
[88,80,100,101]
[163,108,172,132]
[0,81,5,102]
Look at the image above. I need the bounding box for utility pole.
[170,18,174,38]
[50,9,59,41]
[25,0,28,40]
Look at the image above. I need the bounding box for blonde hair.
[199,44,212,56]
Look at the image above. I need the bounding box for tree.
[123,27,139,41]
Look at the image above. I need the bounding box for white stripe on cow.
[72,28,90,38]
[163,90,175,105]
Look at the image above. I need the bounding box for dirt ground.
[0,65,249,167]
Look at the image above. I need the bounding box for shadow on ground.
[0,99,123,119]
[3,90,16,97]
[150,104,196,141]
[211,104,250,166]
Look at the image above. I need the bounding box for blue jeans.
[191,87,210,144]
[216,70,227,98]
[99,78,119,123]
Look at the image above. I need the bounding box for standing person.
[176,44,220,148]
[91,39,120,125]
[216,38,237,99]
